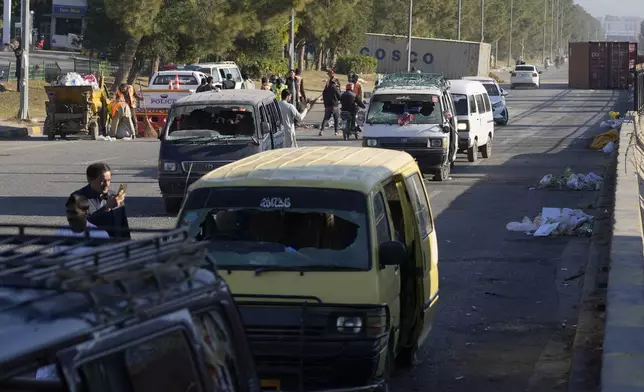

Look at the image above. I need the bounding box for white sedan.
[510,64,542,89]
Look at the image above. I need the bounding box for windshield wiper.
[253,265,363,276]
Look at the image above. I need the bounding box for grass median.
[0,80,48,121]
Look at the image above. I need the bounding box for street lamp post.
[550,0,554,58]
[480,0,484,42]
[457,0,462,40]
[288,8,295,70]
[508,0,514,65]
[542,0,547,63]
[407,0,413,72]
[18,0,29,120]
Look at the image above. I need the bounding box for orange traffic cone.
[175,75,180,90]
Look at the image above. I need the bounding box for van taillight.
[532,73,538,77]
[511,72,517,77]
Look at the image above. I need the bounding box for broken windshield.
[366,93,443,125]
[178,187,370,270]
[165,104,256,141]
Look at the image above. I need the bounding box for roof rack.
[0,224,213,322]
[376,72,450,91]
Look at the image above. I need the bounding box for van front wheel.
[467,139,478,162]
[396,341,419,369]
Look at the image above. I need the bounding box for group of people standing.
[319,70,365,136]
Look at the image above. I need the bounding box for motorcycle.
[341,111,360,140]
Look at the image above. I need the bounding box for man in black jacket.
[319,80,341,136]
[340,83,366,133]
[222,74,236,89]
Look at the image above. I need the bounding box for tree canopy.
[83,0,602,80]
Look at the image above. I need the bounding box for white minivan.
[448,79,494,162]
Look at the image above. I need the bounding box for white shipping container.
[361,33,491,78]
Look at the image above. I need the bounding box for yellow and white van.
[176,146,440,392]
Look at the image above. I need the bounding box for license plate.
[261,379,281,391]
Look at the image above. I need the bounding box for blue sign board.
[52,5,87,16]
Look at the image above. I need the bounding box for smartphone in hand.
[117,184,127,197]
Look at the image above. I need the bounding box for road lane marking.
[3,141,80,151]
[84,156,121,165]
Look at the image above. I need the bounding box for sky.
[574,0,644,18]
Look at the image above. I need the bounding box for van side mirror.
[379,241,407,267]
[501,89,509,97]
[260,122,270,135]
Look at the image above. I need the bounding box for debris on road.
[590,129,619,150]
[599,111,623,130]
[506,207,594,237]
[56,72,99,89]
[536,168,602,191]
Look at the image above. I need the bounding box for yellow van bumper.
[234,294,391,392]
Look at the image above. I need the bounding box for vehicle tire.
[397,341,419,369]
[480,138,492,159]
[496,110,509,126]
[467,139,478,162]
[88,121,99,140]
[434,161,450,182]
[163,197,182,216]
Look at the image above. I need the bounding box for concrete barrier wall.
[602,113,644,391]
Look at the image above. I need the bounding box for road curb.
[567,134,617,391]
[600,112,644,392]
[0,125,42,139]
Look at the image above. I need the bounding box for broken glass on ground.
[536,168,602,191]
[506,207,594,237]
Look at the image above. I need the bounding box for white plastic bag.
[506,216,537,232]
[603,141,615,153]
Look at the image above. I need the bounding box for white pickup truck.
[134,70,207,133]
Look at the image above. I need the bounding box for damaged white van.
[361,73,458,181]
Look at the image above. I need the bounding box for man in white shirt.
[53,194,110,255]
[278,89,310,147]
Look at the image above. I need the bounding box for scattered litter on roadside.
[599,111,623,129]
[506,207,594,237]
[96,135,115,142]
[536,168,602,191]
[602,141,615,153]
[590,129,619,150]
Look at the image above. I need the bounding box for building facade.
[49,0,86,50]
[600,15,642,42]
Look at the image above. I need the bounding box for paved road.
[0,65,625,391]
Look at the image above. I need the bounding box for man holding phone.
[71,162,131,239]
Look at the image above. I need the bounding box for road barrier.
[636,66,644,114]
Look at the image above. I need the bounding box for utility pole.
[480,0,484,42]
[543,0,547,62]
[407,0,413,72]
[554,0,559,55]
[18,0,29,120]
[508,0,513,65]
[550,0,554,58]
[2,0,11,46]
[521,38,525,59]
[457,0,462,40]
[494,39,499,68]
[288,8,295,70]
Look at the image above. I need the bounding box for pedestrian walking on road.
[242,74,255,89]
[320,79,341,136]
[294,68,307,110]
[72,163,131,239]
[222,74,236,89]
[279,89,310,148]
[260,77,271,91]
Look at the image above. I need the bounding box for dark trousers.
[321,106,340,132]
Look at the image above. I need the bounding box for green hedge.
[334,55,377,75]
[237,54,289,79]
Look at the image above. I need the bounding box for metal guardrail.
[635,66,644,114]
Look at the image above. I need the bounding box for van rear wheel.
[467,139,478,162]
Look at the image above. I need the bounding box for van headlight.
[365,139,378,147]
[336,316,363,333]
[428,139,442,147]
[159,160,177,172]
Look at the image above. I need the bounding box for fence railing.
[636,66,644,115]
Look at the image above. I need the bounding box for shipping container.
[568,41,638,89]
[362,33,491,78]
